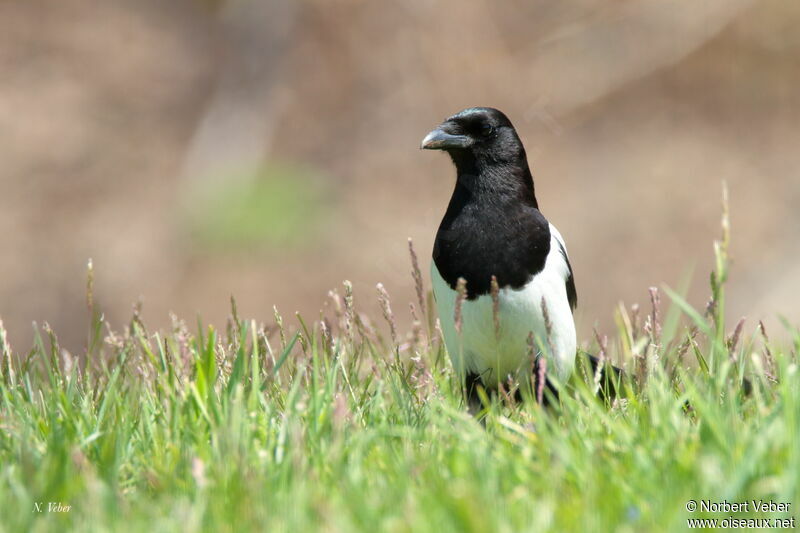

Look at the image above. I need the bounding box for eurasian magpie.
[421,107,616,405]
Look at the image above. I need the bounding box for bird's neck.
[450,152,539,209]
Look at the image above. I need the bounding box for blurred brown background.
[2,0,799,352]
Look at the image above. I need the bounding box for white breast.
[432,223,577,385]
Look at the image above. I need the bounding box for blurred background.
[2,0,799,352]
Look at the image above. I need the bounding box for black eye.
[481,124,494,137]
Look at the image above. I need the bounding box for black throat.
[433,150,551,299]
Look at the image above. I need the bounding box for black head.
[421,107,535,200]
[421,107,525,165]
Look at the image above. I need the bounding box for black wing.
[557,239,577,312]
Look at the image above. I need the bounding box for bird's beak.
[420,127,471,150]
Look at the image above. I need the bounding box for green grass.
[1,199,798,532]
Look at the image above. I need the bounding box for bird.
[421,107,614,406]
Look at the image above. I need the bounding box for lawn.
[1,201,798,532]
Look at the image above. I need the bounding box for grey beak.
[420,127,471,150]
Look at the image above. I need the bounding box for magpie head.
[420,107,524,166]
[421,107,534,198]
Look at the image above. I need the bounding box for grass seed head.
[526,332,536,364]
[536,356,547,405]
[408,238,426,320]
[0,318,13,385]
[273,305,287,350]
[343,281,355,346]
[727,317,746,361]
[376,283,398,348]
[454,278,467,335]
[593,329,608,396]
[648,287,662,346]
[539,297,554,357]
[409,302,423,352]
[759,320,777,382]
[490,275,501,340]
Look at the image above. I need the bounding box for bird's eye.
[481,124,494,137]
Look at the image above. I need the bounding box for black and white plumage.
[421,107,578,396]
